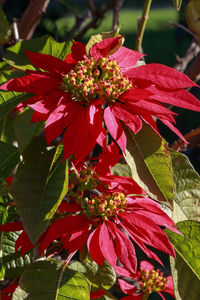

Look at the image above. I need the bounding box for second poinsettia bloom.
[119,260,175,300]
[35,162,180,275]
[1,36,200,162]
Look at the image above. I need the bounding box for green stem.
[135,0,152,52]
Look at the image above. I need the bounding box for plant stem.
[135,0,152,52]
[55,251,77,300]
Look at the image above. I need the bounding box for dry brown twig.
[18,0,50,40]
[170,22,200,81]
[170,127,200,151]
[112,0,124,30]
[66,0,124,41]
[9,0,124,44]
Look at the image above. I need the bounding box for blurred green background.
[3,0,191,67]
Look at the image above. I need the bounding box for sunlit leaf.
[0,194,17,225]
[170,150,200,223]
[1,231,32,279]
[167,220,200,300]
[10,138,68,244]
[86,27,122,56]
[18,260,90,300]
[3,35,73,71]
[0,92,31,120]
[12,286,28,300]
[0,61,10,71]
[0,69,31,120]
[124,123,173,206]
[0,6,12,45]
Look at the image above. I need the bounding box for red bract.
[37,170,179,274]
[119,260,175,300]
[5,176,13,185]
[0,221,34,256]
[0,283,19,300]
[90,289,106,299]
[1,37,200,161]
[0,158,179,275]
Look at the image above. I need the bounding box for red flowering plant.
[0,145,179,272]
[1,34,200,163]
[0,3,200,297]
[119,260,174,300]
[36,152,179,274]
[0,145,179,298]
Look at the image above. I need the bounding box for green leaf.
[14,108,44,152]
[1,231,32,279]
[0,115,16,144]
[85,27,122,56]
[185,0,200,37]
[12,286,29,300]
[0,194,17,225]
[173,0,183,11]
[0,91,31,121]
[70,258,116,290]
[167,220,200,300]
[18,260,90,300]
[0,69,32,120]
[111,163,132,178]
[124,123,173,206]
[0,141,20,179]
[0,6,12,45]
[10,138,68,244]
[4,35,73,71]
[0,61,10,71]
[170,150,200,223]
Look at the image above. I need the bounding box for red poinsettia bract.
[0,221,34,256]
[0,171,179,275]
[1,37,200,162]
[37,174,179,275]
[0,145,179,274]
[0,145,179,275]
[0,283,19,300]
[119,260,174,300]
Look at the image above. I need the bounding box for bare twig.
[72,1,113,41]
[18,0,50,40]
[168,21,198,40]
[86,0,97,15]
[66,0,119,42]
[65,10,91,42]
[12,18,20,42]
[112,0,124,30]
[174,40,200,73]
[170,127,200,151]
[55,251,77,300]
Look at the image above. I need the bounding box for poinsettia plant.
[0,1,200,300]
